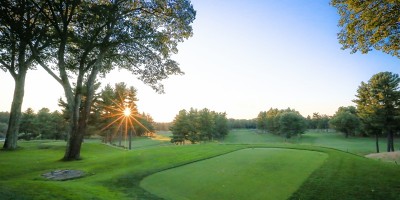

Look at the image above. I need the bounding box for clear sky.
[1,0,399,122]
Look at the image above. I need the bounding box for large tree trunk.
[63,64,100,160]
[3,69,27,150]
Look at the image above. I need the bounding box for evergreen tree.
[354,72,400,152]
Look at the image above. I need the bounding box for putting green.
[140,148,327,200]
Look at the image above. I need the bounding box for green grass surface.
[223,129,400,155]
[0,130,400,199]
[141,148,327,200]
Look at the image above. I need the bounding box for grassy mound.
[141,148,327,200]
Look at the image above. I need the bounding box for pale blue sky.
[1,0,399,122]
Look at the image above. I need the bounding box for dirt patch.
[42,169,85,181]
[365,151,400,163]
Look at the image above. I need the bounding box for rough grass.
[141,148,327,200]
[0,131,400,199]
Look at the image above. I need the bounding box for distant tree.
[278,111,307,139]
[330,106,360,138]
[331,0,400,58]
[0,112,10,124]
[228,119,256,129]
[170,108,228,144]
[50,111,68,140]
[256,111,267,133]
[354,72,400,152]
[170,109,190,144]
[0,112,10,137]
[186,108,200,143]
[265,108,282,134]
[134,113,155,137]
[214,112,229,139]
[154,122,173,131]
[198,108,215,141]
[18,108,38,140]
[96,82,139,148]
[310,113,330,132]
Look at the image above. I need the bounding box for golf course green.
[141,148,327,200]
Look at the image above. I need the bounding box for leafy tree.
[170,108,228,144]
[310,113,331,131]
[18,108,38,140]
[354,72,400,152]
[170,109,190,144]
[330,106,360,138]
[278,111,307,139]
[228,119,256,129]
[331,0,400,57]
[0,0,49,149]
[214,112,229,139]
[30,0,195,160]
[265,108,282,134]
[256,111,267,133]
[0,112,9,137]
[198,108,215,141]
[95,82,140,148]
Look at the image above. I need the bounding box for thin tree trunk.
[128,129,132,150]
[386,129,394,152]
[3,69,27,150]
[119,127,122,146]
[375,133,379,153]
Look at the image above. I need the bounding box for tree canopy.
[331,0,400,57]
[23,0,196,160]
[170,108,228,144]
[354,71,400,152]
[329,106,360,138]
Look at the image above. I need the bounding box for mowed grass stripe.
[140,148,328,200]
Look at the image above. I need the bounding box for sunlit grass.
[1,131,400,199]
[141,148,327,200]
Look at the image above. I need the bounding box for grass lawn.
[141,148,327,200]
[223,129,400,155]
[0,131,400,199]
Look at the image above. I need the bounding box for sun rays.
[100,92,151,149]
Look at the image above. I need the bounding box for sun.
[123,107,131,117]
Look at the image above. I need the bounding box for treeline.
[257,108,307,138]
[0,108,67,140]
[228,119,257,129]
[0,112,10,138]
[170,108,228,144]
[154,119,257,131]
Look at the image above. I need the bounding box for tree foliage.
[227,119,256,129]
[94,82,155,145]
[306,113,331,131]
[329,106,360,138]
[353,71,400,152]
[278,111,307,139]
[27,0,195,160]
[331,0,400,57]
[256,108,307,138]
[18,108,68,140]
[170,108,228,144]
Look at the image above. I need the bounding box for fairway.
[140,148,328,200]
